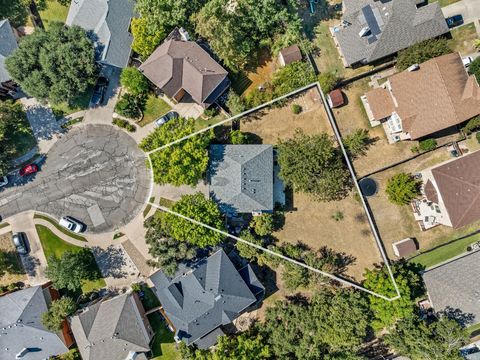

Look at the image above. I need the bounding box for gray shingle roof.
[334,0,449,66]
[70,293,152,360]
[209,145,274,214]
[0,286,68,359]
[423,251,480,325]
[0,19,18,83]
[66,0,134,68]
[150,249,263,348]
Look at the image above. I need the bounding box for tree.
[271,61,317,97]
[385,173,420,205]
[318,72,339,93]
[41,297,77,331]
[363,262,424,330]
[463,115,480,135]
[418,138,437,152]
[250,214,274,236]
[277,130,351,201]
[45,249,100,291]
[226,89,246,115]
[120,67,149,96]
[144,214,197,275]
[6,23,97,105]
[131,17,165,58]
[163,193,225,247]
[396,39,452,71]
[115,93,143,119]
[469,57,480,83]
[384,316,468,360]
[235,230,272,265]
[139,117,213,186]
[230,130,250,144]
[0,0,29,27]
[343,129,370,158]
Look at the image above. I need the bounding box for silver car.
[12,232,28,255]
[59,216,84,233]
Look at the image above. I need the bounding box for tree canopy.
[130,17,165,58]
[277,130,351,201]
[6,23,97,105]
[120,67,150,96]
[41,297,77,331]
[250,214,274,236]
[139,117,213,186]
[318,72,339,93]
[343,129,371,158]
[469,57,480,83]
[385,173,420,205]
[396,39,452,71]
[0,0,29,27]
[271,61,317,97]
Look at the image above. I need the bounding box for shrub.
[41,297,77,331]
[203,107,219,118]
[410,146,419,154]
[476,132,480,144]
[318,72,339,93]
[120,67,149,96]
[463,116,480,135]
[226,89,246,115]
[131,283,142,292]
[250,214,275,236]
[331,211,344,221]
[115,93,142,119]
[112,118,136,132]
[418,138,437,152]
[343,129,370,157]
[469,57,480,83]
[230,130,250,144]
[291,104,302,114]
[396,39,451,71]
[386,173,420,205]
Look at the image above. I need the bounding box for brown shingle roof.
[365,87,395,120]
[392,238,417,258]
[279,44,302,65]
[424,179,438,203]
[328,89,345,108]
[431,150,480,229]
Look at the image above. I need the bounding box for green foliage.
[384,316,468,360]
[250,214,274,236]
[291,104,302,114]
[463,115,480,135]
[318,72,339,93]
[396,39,452,71]
[363,262,424,330]
[45,249,100,291]
[112,118,136,132]
[163,193,225,247]
[140,117,213,186]
[277,130,351,201]
[0,0,29,27]
[235,230,272,265]
[226,89,246,115]
[55,349,82,360]
[418,138,437,152]
[469,57,480,83]
[271,61,316,97]
[120,67,149,96]
[131,17,165,58]
[114,93,142,119]
[41,297,76,331]
[5,23,97,104]
[229,130,250,144]
[476,131,480,144]
[131,282,142,292]
[331,211,344,222]
[144,214,197,275]
[203,107,218,118]
[343,129,370,158]
[385,173,420,205]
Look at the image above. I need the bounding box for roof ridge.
[434,55,461,124]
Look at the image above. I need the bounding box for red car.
[19,164,38,177]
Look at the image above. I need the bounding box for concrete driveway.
[442,0,480,30]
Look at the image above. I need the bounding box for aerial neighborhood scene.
[1,0,480,358]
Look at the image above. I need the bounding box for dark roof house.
[333,0,449,67]
[278,44,302,66]
[150,249,264,349]
[0,284,70,360]
[209,145,274,215]
[139,30,229,108]
[0,19,18,84]
[66,0,134,68]
[70,293,153,360]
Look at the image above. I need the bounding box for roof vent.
[407,64,420,72]
[359,26,371,37]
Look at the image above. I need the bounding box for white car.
[154,111,179,127]
[59,216,84,233]
[0,176,8,188]
[462,56,473,67]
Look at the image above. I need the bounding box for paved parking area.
[0,125,151,233]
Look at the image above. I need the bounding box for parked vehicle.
[19,164,38,177]
[12,232,28,255]
[59,216,85,233]
[446,14,463,28]
[0,176,8,188]
[91,76,109,107]
[462,56,474,67]
[154,111,179,127]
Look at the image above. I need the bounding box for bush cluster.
[112,118,136,132]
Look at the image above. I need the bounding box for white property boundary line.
[145,83,401,301]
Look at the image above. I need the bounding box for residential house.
[66,0,134,69]
[139,28,230,109]
[278,44,302,66]
[423,250,480,325]
[149,249,264,349]
[0,19,19,99]
[362,53,480,143]
[412,150,480,231]
[0,283,73,359]
[70,292,153,360]
[332,0,449,67]
[209,144,274,215]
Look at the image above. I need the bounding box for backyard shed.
[327,89,345,108]
[392,238,417,258]
[278,44,302,66]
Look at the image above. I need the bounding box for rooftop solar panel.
[362,5,381,36]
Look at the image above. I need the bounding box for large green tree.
[277,130,351,201]
[45,249,100,291]
[0,0,29,27]
[385,173,420,205]
[5,23,97,104]
[396,39,452,71]
[343,129,371,158]
[120,67,149,96]
[140,117,213,186]
[130,17,165,58]
[41,297,77,331]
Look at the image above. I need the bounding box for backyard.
[447,22,479,55]
[0,232,27,286]
[38,0,69,30]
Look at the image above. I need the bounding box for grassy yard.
[33,213,87,241]
[448,22,478,55]
[10,114,36,160]
[194,113,228,131]
[35,225,106,293]
[138,94,172,127]
[149,312,180,360]
[0,232,27,286]
[143,197,155,218]
[38,0,69,30]
[51,87,93,117]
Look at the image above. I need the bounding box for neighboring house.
[278,44,302,66]
[139,28,230,109]
[412,150,480,231]
[149,249,264,349]
[0,19,19,99]
[423,250,480,325]
[209,144,274,215]
[0,284,73,360]
[332,0,449,67]
[362,53,480,143]
[70,292,153,360]
[66,0,134,69]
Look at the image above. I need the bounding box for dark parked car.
[12,232,28,255]
[154,111,179,127]
[91,76,109,107]
[446,14,463,28]
[19,164,38,177]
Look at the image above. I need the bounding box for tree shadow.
[91,245,128,279]
[440,307,476,328]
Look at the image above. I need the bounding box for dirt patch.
[244,50,277,95]
[0,233,27,286]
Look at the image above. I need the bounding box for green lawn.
[468,322,480,337]
[143,197,155,218]
[433,0,461,7]
[313,22,345,76]
[33,213,87,241]
[409,231,480,269]
[35,225,106,293]
[10,114,36,159]
[148,312,180,360]
[448,22,478,55]
[51,87,94,117]
[138,94,172,127]
[38,0,69,30]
